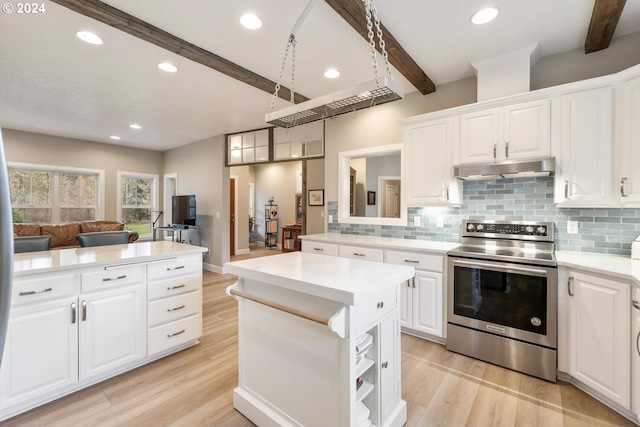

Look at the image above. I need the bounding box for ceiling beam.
[584,0,627,54]
[324,0,436,95]
[49,0,310,104]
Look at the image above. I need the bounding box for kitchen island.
[225,251,414,427]
[1,241,208,422]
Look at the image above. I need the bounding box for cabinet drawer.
[339,245,384,263]
[148,274,201,301]
[355,287,397,332]
[81,265,145,293]
[11,274,77,306]
[148,290,201,327]
[385,250,443,272]
[301,241,338,256]
[148,313,202,355]
[147,255,202,281]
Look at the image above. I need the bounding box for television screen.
[172,195,196,226]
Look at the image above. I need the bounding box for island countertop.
[12,241,208,276]
[225,251,414,305]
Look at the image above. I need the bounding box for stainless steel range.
[447,220,557,382]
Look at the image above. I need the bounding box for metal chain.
[363,0,379,83]
[270,34,295,110]
[370,0,392,78]
[290,36,297,104]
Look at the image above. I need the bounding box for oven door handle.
[451,259,549,277]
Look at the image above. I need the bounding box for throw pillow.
[99,223,124,232]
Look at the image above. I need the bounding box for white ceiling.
[0,0,639,151]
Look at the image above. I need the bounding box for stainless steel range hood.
[454,157,555,180]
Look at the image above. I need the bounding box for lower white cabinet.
[632,286,640,416]
[565,269,630,408]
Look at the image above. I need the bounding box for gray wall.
[2,128,163,221]
[306,158,325,235]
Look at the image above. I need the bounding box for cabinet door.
[404,118,460,205]
[618,76,640,204]
[632,287,640,415]
[502,99,551,160]
[378,314,399,425]
[399,279,412,329]
[0,298,78,405]
[557,87,613,205]
[459,109,500,164]
[79,284,146,380]
[568,270,630,408]
[412,271,443,337]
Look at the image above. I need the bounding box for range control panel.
[462,220,554,241]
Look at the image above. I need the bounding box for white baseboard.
[236,248,250,255]
[203,262,223,274]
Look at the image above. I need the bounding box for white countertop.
[299,233,458,254]
[13,241,208,276]
[556,250,640,286]
[225,251,415,305]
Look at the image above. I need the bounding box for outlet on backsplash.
[567,221,579,234]
[437,217,444,228]
[414,216,421,227]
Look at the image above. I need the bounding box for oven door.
[447,257,557,348]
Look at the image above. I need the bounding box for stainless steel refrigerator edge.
[0,128,14,365]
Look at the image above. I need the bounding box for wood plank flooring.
[1,270,637,427]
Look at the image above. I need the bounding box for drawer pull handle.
[567,277,574,297]
[167,265,185,271]
[377,302,384,309]
[621,177,628,197]
[102,275,127,282]
[404,259,420,264]
[633,300,640,310]
[313,247,324,251]
[167,329,186,338]
[167,305,186,312]
[353,253,366,257]
[381,361,388,369]
[71,302,77,324]
[167,284,186,291]
[82,300,87,321]
[19,287,52,296]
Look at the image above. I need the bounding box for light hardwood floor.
[1,270,637,427]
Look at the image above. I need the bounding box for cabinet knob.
[381,361,388,369]
[377,301,384,309]
[505,141,509,158]
[632,300,640,310]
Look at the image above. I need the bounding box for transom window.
[118,172,159,238]
[9,163,103,224]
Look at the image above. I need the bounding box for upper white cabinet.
[403,117,461,206]
[458,99,551,164]
[555,87,613,206]
[617,75,640,205]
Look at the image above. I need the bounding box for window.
[9,163,103,224]
[118,172,159,238]
[227,129,270,166]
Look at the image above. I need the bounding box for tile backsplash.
[327,176,640,256]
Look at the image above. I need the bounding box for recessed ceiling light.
[239,13,263,30]
[324,69,340,79]
[470,7,499,25]
[110,136,121,140]
[158,62,178,73]
[130,124,142,130]
[76,31,103,45]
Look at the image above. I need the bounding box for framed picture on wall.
[295,193,303,224]
[367,191,376,205]
[308,189,324,206]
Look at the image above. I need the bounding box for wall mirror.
[337,143,406,226]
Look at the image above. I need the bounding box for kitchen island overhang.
[226,251,414,427]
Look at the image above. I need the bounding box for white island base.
[225,252,413,427]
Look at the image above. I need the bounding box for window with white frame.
[118,172,159,238]
[9,163,103,224]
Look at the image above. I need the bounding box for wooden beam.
[324,0,435,95]
[585,0,627,54]
[49,0,309,104]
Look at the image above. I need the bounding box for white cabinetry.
[403,117,461,206]
[386,250,445,339]
[632,286,640,417]
[301,240,338,256]
[556,87,613,206]
[458,99,551,164]
[617,75,640,204]
[0,274,78,409]
[339,245,384,263]
[565,269,630,408]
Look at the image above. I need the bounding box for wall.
[163,135,228,271]
[2,129,163,220]
[305,158,325,235]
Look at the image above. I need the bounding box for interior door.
[384,184,399,218]
[230,178,235,256]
